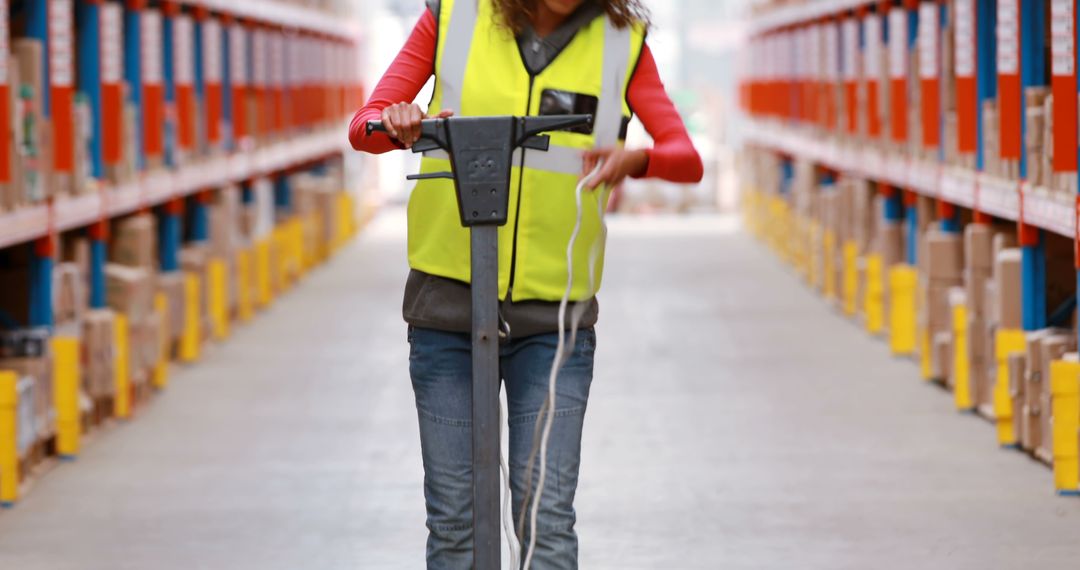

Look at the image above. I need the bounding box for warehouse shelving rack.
[741,0,1080,495]
[0,0,363,327]
[0,0,364,506]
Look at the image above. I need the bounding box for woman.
[350,0,702,567]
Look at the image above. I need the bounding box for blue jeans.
[408,326,597,570]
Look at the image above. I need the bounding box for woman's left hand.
[581,148,650,190]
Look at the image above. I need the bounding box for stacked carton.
[981,100,1004,179]
[0,328,52,464]
[107,213,161,390]
[988,240,1024,426]
[964,224,1000,408]
[1023,88,1051,189]
[1037,335,1076,463]
[921,229,964,382]
[1017,332,1076,459]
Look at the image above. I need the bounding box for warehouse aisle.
[2,210,1080,569]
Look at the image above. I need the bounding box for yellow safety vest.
[408,0,646,301]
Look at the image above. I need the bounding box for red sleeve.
[348,11,438,153]
[627,44,704,184]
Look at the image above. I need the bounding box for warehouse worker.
[350,0,702,567]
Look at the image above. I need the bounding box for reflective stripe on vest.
[410,0,645,302]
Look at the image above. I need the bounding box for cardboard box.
[14,38,46,203]
[156,271,185,343]
[112,213,158,270]
[1038,336,1076,461]
[82,309,116,400]
[991,233,1018,279]
[131,312,163,374]
[877,221,905,267]
[926,230,963,281]
[964,268,991,317]
[933,331,953,384]
[64,235,91,280]
[969,310,995,409]
[53,262,85,327]
[105,264,154,322]
[995,250,1023,330]
[1007,351,1027,444]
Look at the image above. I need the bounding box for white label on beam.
[997,0,1019,75]
[202,18,222,83]
[955,0,975,78]
[229,23,247,86]
[825,21,839,82]
[888,9,907,80]
[141,10,163,85]
[48,0,73,87]
[101,3,123,84]
[918,3,938,79]
[1052,0,1075,77]
[269,31,283,88]
[865,14,881,78]
[0,1,9,84]
[842,18,858,81]
[252,28,266,88]
[174,15,194,85]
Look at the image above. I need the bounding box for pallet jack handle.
[367,113,592,570]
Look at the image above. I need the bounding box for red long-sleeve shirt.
[349,11,703,183]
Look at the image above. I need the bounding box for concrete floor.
[2,211,1080,569]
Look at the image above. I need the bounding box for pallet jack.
[368,113,594,569]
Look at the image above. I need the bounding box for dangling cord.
[522,161,606,569]
[499,399,521,569]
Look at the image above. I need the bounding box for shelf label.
[269,31,283,88]
[1052,0,1075,77]
[842,18,857,81]
[997,1,1019,75]
[0,1,8,84]
[918,3,938,80]
[864,14,881,78]
[174,15,194,86]
[1051,0,1078,172]
[954,0,975,78]
[49,0,73,87]
[101,3,122,84]
[141,10,163,85]
[888,9,907,80]
[202,19,222,83]
[955,0,977,154]
[229,23,247,86]
[809,25,821,82]
[288,34,301,89]
[824,21,839,82]
[252,28,267,88]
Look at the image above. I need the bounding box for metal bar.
[470,225,501,570]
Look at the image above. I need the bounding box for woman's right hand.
[380,103,454,148]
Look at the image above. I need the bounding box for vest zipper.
[505,75,536,301]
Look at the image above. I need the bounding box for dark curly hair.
[492,0,651,33]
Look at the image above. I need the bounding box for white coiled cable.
[519,161,607,570]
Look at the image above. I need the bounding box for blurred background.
[5,2,1080,568]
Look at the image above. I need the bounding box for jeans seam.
[429,522,472,532]
[508,405,587,426]
[417,407,472,428]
